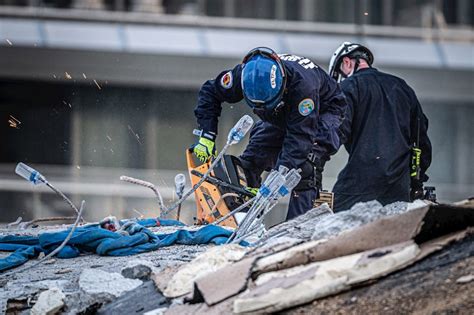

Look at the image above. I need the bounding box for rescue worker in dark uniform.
[328,42,432,212]
[191,47,347,220]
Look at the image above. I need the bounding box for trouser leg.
[239,120,323,221]
[286,188,319,220]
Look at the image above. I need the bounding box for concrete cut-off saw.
[186,149,255,227]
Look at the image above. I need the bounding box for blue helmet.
[241,47,286,110]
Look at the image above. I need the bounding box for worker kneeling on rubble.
[328,42,432,212]
[191,47,347,220]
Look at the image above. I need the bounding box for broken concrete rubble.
[121,259,157,280]
[254,203,450,275]
[1,200,472,314]
[284,233,474,314]
[193,257,256,305]
[164,244,247,298]
[310,200,414,241]
[0,223,209,313]
[79,268,143,298]
[260,203,333,242]
[30,287,65,315]
[164,200,473,314]
[233,242,420,313]
[455,274,473,284]
[97,281,169,315]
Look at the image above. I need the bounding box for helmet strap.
[353,57,361,74]
[341,57,362,80]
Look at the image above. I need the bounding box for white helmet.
[328,42,374,82]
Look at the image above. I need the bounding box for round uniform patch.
[220,71,233,89]
[298,98,315,116]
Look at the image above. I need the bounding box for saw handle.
[186,148,212,169]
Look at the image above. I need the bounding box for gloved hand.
[410,178,424,201]
[294,159,323,191]
[245,187,259,196]
[191,132,216,162]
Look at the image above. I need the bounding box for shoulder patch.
[298,98,315,116]
[220,71,233,89]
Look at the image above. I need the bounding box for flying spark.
[127,125,142,145]
[364,12,369,16]
[93,79,102,90]
[106,135,112,141]
[6,39,12,46]
[65,72,72,79]
[82,73,87,79]
[8,115,21,129]
[132,208,145,218]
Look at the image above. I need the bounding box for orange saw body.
[186,150,251,227]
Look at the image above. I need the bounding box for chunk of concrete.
[98,281,168,315]
[456,274,473,284]
[122,263,153,281]
[194,257,256,305]
[31,287,65,315]
[79,269,142,298]
[233,242,420,314]
[164,245,247,298]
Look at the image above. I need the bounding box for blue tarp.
[0,218,242,272]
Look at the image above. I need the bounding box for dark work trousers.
[333,175,410,212]
[288,189,319,220]
[240,121,319,220]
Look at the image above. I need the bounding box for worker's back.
[333,68,431,208]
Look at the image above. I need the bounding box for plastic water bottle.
[174,173,186,199]
[15,162,46,185]
[257,170,278,198]
[278,165,289,176]
[259,171,286,199]
[278,169,302,197]
[227,115,254,145]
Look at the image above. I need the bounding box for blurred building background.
[0,0,473,223]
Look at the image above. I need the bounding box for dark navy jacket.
[334,68,432,195]
[194,54,347,170]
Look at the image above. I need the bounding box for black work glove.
[294,160,323,192]
[238,157,263,189]
[410,178,424,201]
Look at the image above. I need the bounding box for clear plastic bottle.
[174,173,186,198]
[257,170,278,198]
[278,165,289,176]
[226,115,254,145]
[278,169,302,197]
[15,163,46,185]
[259,171,286,199]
